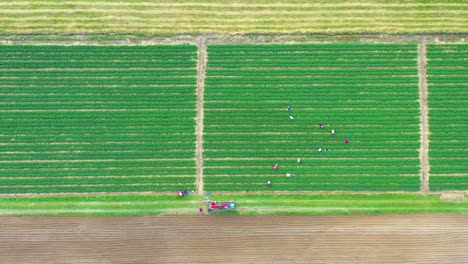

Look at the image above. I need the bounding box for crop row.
[208,61,417,68]
[204,101,419,109]
[0,61,196,68]
[0,45,198,52]
[204,181,420,191]
[204,167,419,175]
[0,77,196,85]
[204,133,419,142]
[207,54,418,60]
[0,54,197,60]
[205,77,418,85]
[205,93,417,101]
[204,85,418,92]
[0,70,197,77]
[204,150,419,159]
[207,44,417,52]
[0,160,195,169]
[0,142,195,152]
[0,94,196,103]
[0,167,196,177]
[0,184,195,194]
[206,69,417,76]
[204,158,419,167]
[0,102,196,110]
[0,151,195,160]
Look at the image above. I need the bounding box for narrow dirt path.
[418,37,430,193]
[195,37,207,195]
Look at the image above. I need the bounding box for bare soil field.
[0,215,467,264]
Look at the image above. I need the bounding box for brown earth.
[0,215,467,264]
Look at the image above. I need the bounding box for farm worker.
[317,147,322,152]
[297,158,301,163]
[320,123,324,129]
[289,115,294,120]
[286,173,291,177]
[178,191,183,197]
[331,129,335,135]
[199,207,203,214]
[286,106,291,111]
[273,164,279,170]
[267,181,271,186]
[344,139,350,144]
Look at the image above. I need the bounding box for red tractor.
[207,201,236,213]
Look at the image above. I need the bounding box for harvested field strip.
[427,44,468,191]
[0,45,198,194]
[0,1,466,34]
[204,44,420,192]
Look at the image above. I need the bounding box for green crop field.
[203,44,421,192]
[427,44,468,191]
[0,0,466,35]
[0,45,198,193]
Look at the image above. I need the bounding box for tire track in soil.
[195,37,207,195]
[418,37,430,193]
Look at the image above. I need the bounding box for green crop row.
[0,160,195,170]
[0,45,198,52]
[208,61,417,68]
[204,101,419,109]
[204,124,418,133]
[207,44,417,52]
[204,158,419,167]
[207,69,417,76]
[204,150,418,159]
[0,150,195,160]
[205,180,420,192]
[0,77,197,85]
[204,166,419,175]
[0,142,195,152]
[0,167,196,177]
[207,54,417,60]
[0,184,195,194]
[0,69,197,77]
[205,77,418,85]
[0,61,196,69]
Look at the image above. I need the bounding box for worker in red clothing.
[199,207,203,214]
[273,164,279,170]
[320,124,324,129]
[344,139,350,144]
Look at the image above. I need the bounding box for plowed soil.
[0,215,467,264]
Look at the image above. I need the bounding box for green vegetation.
[0,45,198,193]
[0,0,466,35]
[204,44,421,191]
[427,44,468,191]
[0,194,465,216]
[0,195,199,216]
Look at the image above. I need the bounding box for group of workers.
[266,106,351,187]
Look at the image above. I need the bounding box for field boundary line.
[195,36,207,195]
[418,37,430,193]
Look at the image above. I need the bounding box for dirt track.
[0,215,467,264]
